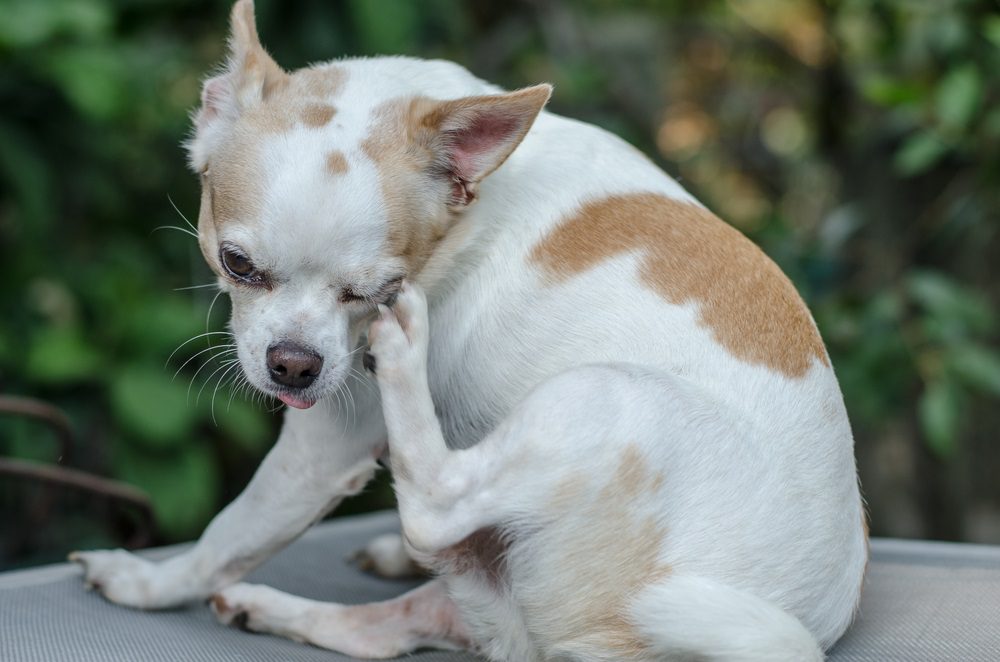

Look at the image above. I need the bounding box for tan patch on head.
[326,150,349,175]
[530,193,829,378]
[239,65,346,134]
[362,97,451,275]
[300,102,337,127]
[543,444,670,658]
[197,65,348,237]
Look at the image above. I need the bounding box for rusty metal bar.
[0,458,156,548]
[0,396,74,461]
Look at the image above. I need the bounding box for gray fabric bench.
[2,511,998,661]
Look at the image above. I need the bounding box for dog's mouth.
[276,391,316,409]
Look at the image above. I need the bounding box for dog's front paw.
[367,281,428,384]
[70,549,162,608]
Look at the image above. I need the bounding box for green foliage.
[0,0,998,557]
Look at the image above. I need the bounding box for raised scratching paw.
[366,281,429,384]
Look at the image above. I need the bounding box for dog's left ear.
[414,84,552,208]
[188,0,288,172]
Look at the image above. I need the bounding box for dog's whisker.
[152,224,200,240]
[167,194,199,235]
[166,331,234,366]
[186,350,235,401]
[172,343,236,380]
[335,377,354,429]
[195,358,240,406]
[205,289,226,335]
[211,361,242,425]
[174,283,220,292]
[335,383,353,436]
[332,384,349,437]
[225,369,242,412]
[346,367,378,399]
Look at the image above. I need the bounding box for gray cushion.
[1,511,998,661]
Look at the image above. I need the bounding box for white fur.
[74,9,865,659]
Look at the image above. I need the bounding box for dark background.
[1,0,998,569]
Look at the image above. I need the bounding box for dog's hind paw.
[210,583,311,643]
[366,281,428,384]
[350,533,425,579]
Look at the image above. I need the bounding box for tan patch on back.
[326,150,349,174]
[530,193,829,378]
[544,444,670,658]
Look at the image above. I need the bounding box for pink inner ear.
[447,114,520,182]
[197,76,231,127]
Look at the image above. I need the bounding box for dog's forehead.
[207,58,494,271]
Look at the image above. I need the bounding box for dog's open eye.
[219,243,267,286]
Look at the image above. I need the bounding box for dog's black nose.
[266,342,323,389]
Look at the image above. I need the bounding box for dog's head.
[185,0,549,409]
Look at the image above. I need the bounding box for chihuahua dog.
[72,1,866,659]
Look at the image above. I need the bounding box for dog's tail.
[632,575,824,662]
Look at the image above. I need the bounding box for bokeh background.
[1,0,998,569]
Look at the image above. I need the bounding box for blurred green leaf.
[348,0,419,54]
[0,122,54,230]
[918,379,963,459]
[110,367,199,449]
[1,417,60,463]
[25,326,102,384]
[861,75,923,107]
[935,64,981,130]
[894,131,949,176]
[123,297,205,357]
[907,271,995,336]
[983,15,1000,48]
[0,0,112,49]
[948,344,1000,397]
[214,398,274,455]
[113,441,219,540]
[42,45,129,121]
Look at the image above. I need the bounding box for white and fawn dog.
[72,1,866,660]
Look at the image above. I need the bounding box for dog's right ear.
[193,0,287,137]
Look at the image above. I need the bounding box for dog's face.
[185,0,549,409]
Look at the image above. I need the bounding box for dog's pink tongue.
[278,394,315,409]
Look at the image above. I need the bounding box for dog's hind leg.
[353,532,425,579]
[210,578,473,657]
[367,283,831,661]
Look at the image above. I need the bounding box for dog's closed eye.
[340,276,404,306]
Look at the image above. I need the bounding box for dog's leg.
[210,578,472,657]
[71,388,385,609]
[368,283,539,551]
